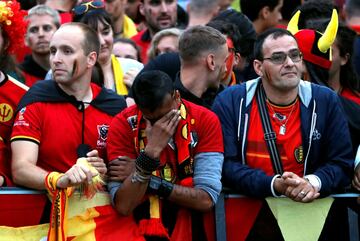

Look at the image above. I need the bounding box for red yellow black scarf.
[134,101,194,239]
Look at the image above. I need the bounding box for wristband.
[135,150,160,173]
[131,170,151,183]
[147,175,174,198]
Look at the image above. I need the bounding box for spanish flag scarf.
[134,101,194,240]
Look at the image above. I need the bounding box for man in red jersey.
[107,70,224,240]
[11,22,127,189]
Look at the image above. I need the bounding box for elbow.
[201,199,214,212]
[11,166,23,186]
[114,198,136,216]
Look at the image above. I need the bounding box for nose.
[38,27,45,36]
[160,1,168,12]
[98,33,105,46]
[284,55,295,66]
[50,50,61,65]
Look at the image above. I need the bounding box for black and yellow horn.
[287,10,300,35]
[317,9,338,53]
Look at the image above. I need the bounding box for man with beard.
[131,0,178,63]
[19,5,60,86]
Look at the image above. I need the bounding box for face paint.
[223,38,235,82]
[71,60,78,78]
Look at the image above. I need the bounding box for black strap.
[256,84,284,175]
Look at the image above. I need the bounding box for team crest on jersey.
[127,115,138,130]
[294,145,304,164]
[97,124,109,148]
[0,103,13,123]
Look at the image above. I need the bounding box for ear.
[174,90,181,103]
[139,2,145,16]
[87,51,97,68]
[340,53,350,66]
[206,54,216,71]
[234,53,241,65]
[259,6,270,20]
[253,59,264,77]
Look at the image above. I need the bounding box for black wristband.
[147,176,174,198]
[135,150,160,173]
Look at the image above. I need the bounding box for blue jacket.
[212,78,354,198]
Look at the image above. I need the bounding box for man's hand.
[282,172,320,203]
[144,109,180,159]
[0,175,4,186]
[108,156,135,182]
[56,163,97,189]
[353,164,360,191]
[86,149,107,175]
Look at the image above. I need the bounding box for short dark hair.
[178,25,226,63]
[212,9,256,58]
[253,28,296,60]
[132,70,174,112]
[206,20,242,54]
[295,0,335,29]
[240,0,280,21]
[73,8,113,34]
[61,22,100,57]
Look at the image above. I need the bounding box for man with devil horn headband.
[212,9,353,240]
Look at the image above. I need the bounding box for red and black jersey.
[246,99,304,177]
[11,80,126,173]
[108,99,224,161]
[0,74,28,186]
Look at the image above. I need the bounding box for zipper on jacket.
[304,100,317,175]
[241,113,249,164]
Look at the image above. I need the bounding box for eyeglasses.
[262,50,302,65]
[73,1,105,15]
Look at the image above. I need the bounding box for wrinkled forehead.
[262,34,299,55]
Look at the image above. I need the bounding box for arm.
[312,93,354,195]
[111,109,180,215]
[11,140,100,190]
[11,140,48,189]
[167,152,224,211]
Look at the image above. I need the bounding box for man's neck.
[187,15,213,28]
[32,53,51,71]
[180,67,208,98]
[262,81,299,106]
[113,15,124,36]
[328,71,341,93]
[58,77,93,103]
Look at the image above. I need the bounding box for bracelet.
[131,170,151,184]
[135,150,160,173]
[147,175,174,198]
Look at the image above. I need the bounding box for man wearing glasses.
[212,28,353,239]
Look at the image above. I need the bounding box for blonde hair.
[147,28,182,60]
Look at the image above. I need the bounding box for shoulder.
[93,86,127,116]
[185,100,219,124]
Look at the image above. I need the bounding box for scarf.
[45,172,73,241]
[134,101,194,240]
[123,15,138,39]
[111,55,127,95]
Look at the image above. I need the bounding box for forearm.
[12,163,48,190]
[113,172,148,216]
[168,185,213,212]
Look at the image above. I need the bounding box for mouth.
[157,16,171,25]
[282,72,297,76]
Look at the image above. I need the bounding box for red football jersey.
[246,99,304,176]
[11,84,113,173]
[0,75,28,186]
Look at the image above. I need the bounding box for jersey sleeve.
[194,110,224,154]
[10,103,42,144]
[107,111,137,161]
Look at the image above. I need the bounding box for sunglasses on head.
[262,50,302,65]
[73,1,105,15]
